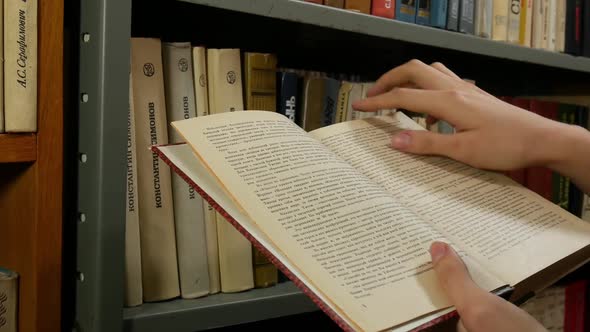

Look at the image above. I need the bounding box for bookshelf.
[74,1,590,332]
[0,0,64,331]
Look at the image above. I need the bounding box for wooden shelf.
[0,133,37,163]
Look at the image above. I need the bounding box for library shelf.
[123,282,318,332]
[0,133,37,163]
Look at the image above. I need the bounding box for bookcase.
[0,0,64,331]
[73,1,590,332]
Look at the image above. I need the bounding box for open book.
[153,111,590,332]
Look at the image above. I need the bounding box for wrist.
[538,122,588,171]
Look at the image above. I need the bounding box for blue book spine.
[396,0,418,23]
[430,0,448,28]
[416,0,431,25]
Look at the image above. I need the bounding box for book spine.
[459,0,475,34]
[507,0,521,43]
[416,0,431,25]
[540,0,550,49]
[304,0,324,4]
[4,0,37,132]
[430,0,447,28]
[396,0,417,23]
[0,0,3,134]
[521,0,534,46]
[163,42,210,299]
[344,0,371,14]
[371,0,395,18]
[0,269,18,332]
[582,194,590,222]
[207,48,254,293]
[125,73,143,307]
[447,0,460,30]
[565,0,582,55]
[322,78,341,126]
[192,47,209,117]
[545,0,556,51]
[492,0,509,41]
[583,0,590,56]
[325,0,344,7]
[130,38,180,302]
[277,72,299,122]
[204,203,221,293]
[243,53,277,112]
[532,0,545,48]
[555,0,566,52]
[474,0,492,38]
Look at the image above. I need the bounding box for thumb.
[429,242,485,312]
[391,130,459,158]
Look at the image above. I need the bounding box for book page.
[173,111,456,331]
[311,113,590,288]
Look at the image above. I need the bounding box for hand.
[429,242,547,332]
[351,60,569,171]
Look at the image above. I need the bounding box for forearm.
[540,123,590,195]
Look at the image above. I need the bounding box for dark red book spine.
[372,0,395,18]
[564,280,588,332]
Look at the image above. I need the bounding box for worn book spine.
[565,0,582,55]
[396,0,417,23]
[458,0,474,34]
[0,268,18,332]
[130,38,180,302]
[492,0,508,41]
[125,73,143,307]
[507,0,521,43]
[244,52,277,112]
[430,0,447,28]
[555,0,566,52]
[191,46,221,294]
[345,0,371,14]
[163,42,210,299]
[277,71,299,123]
[4,0,37,132]
[520,0,533,46]
[207,48,254,293]
[416,0,431,25]
[532,0,545,48]
[371,0,395,18]
[446,0,460,30]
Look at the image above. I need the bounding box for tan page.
[311,113,590,287]
[173,111,500,331]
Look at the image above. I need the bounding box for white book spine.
[524,0,534,47]
[192,47,209,117]
[555,0,566,52]
[125,73,143,307]
[492,0,509,41]
[508,0,521,43]
[545,0,556,50]
[163,42,210,299]
[4,0,36,132]
[475,0,493,38]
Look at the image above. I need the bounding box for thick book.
[565,0,582,55]
[415,0,431,26]
[458,0,475,34]
[507,0,521,43]
[446,0,460,30]
[243,52,277,112]
[207,48,255,293]
[163,42,210,299]
[130,38,180,302]
[371,0,395,19]
[125,73,143,307]
[4,0,37,132]
[474,0,492,38]
[429,0,447,28]
[155,111,590,332]
[395,0,417,23]
[545,0,557,51]
[0,268,17,332]
[492,0,509,41]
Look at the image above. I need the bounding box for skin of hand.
[351,59,590,194]
[429,241,547,332]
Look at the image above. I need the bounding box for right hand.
[351,59,573,172]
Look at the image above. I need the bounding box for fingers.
[429,242,485,312]
[366,59,461,97]
[430,62,461,79]
[391,130,463,159]
[353,88,466,125]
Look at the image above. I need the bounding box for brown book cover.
[345,0,371,14]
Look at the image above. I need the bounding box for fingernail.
[430,242,448,264]
[391,132,411,149]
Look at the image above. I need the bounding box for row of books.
[304,0,588,55]
[0,0,37,133]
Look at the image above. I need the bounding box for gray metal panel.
[180,0,590,73]
[123,282,318,332]
[76,0,132,331]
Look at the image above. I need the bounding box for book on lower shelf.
[0,267,18,332]
[153,110,590,332]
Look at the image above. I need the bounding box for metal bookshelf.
[74,1,590,332]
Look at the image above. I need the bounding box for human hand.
[351,60,571,171]
[429,241,547,332]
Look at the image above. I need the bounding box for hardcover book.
[154,110,590,332]
[446,0,460,30]
[395,0,417,23]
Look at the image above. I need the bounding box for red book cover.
[152,144,459,332]
[564,280,588,332]
[372,0,395,18]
